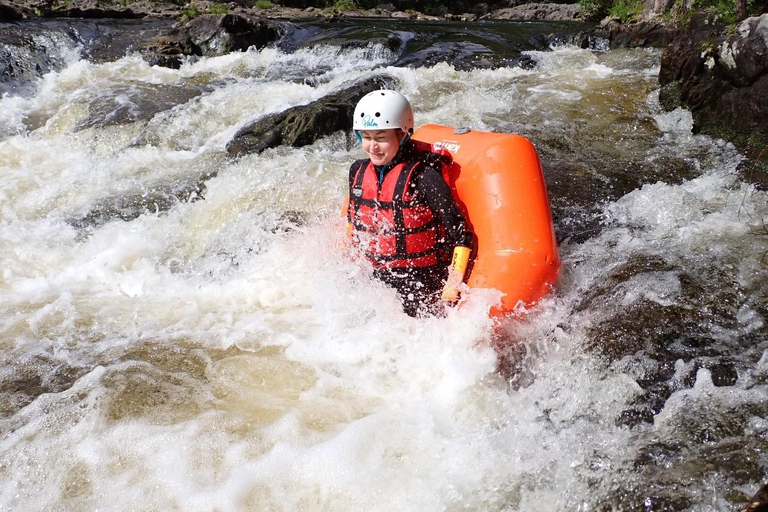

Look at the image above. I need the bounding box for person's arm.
[412,167,473,301]
[414,167,472,247]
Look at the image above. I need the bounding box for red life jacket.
[348,155,448,269]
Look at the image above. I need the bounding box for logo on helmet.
[362,115,379,128]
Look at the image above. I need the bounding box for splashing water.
[0,19,767,511]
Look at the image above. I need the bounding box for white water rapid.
[1,27,766,511]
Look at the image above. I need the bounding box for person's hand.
[441,268,463,302]
[441,246,471,303]
[337,222,354,252]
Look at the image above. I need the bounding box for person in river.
[344,90,474,317]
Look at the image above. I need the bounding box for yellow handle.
[450,246,470,275]
[442,246,471,301]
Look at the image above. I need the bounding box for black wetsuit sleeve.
[412,167,473,248]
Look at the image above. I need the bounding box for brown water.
[0,19,766,511]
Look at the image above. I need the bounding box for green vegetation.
[180,3,199,21]
[579,0,762,22]
[689,0,757,23]
[30,0,768,21]
[608,0,643,21]
[577,0,614,20]
[328,0,358,11]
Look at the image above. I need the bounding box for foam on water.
[0,34,767,511]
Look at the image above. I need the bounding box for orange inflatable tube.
[413,124,560,317]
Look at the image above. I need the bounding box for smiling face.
[360,129,402,166]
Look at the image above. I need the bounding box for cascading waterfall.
[0,19,766,511]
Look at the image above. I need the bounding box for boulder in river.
[134,13,285,66]
[592,16,683,48]
[659,13,768,157]
[226,74,397,157]
[0,0,25,21]
[184,13,285,56]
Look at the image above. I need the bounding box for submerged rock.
[659,13,768,156]
[226,74,397,157]
[394,41,511,70]
[74,81,212,131]
[69,175,212,231]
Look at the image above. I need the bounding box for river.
[0,17,766,511]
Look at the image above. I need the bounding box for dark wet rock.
[226,74,397,157]
[137,33,189,68]
[610,439,767,510]
[74,82,211,131]
[543,158,613,244]
[443,12,477,21]
[0,19,179,96]
[238,5,323,20]
[0,352,90,420]
[474,3,490,16]
[570,249,766,431]
[0,1,25,21]
[184,13,284,56]
[16,0,184,19]
[595,485,694,512]
[80,19,179,63]
[47,3,145,19]
[0,22,80,96]
[659,13,768,157]
[592,16,682,48]
[539,134,699,244]
[69,174,212,231]
[1,14,283,80]
[512,53,539,69]
[736,153,768,191]
[395,41,509,70]
[484,3,581,21]
[294,31,403,56]
[546,31,610,50]
[580,260,745,361]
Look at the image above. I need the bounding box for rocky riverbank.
[1,0,767,161]
[659,12,768,161]
[0,0,584,23]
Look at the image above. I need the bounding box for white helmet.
[353,90,414,136]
